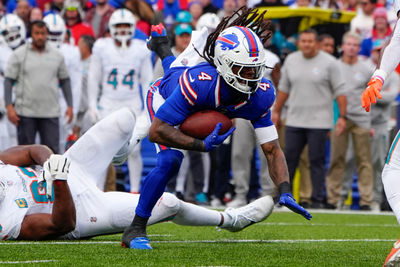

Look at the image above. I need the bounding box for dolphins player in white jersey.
[0,14,25,151]
[361,2,400,266]
[87,8,153,193]
[0,108,274,241]
[43,13,82,153]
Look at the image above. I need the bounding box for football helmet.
[0,14,26,49]
[43,13,66,48]
[196,13,220,32]
[214,26,266,94]
[109,8,136,48]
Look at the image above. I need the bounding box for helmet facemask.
[110,23,135,49]
[2,26,23,48]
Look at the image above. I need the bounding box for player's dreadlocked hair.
[202,6,271,67]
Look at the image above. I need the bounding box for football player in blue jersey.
[122,7,312,250]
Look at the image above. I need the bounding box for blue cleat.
[129,237,152,250]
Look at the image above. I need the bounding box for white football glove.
[38,154,71,199]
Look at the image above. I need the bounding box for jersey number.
[107,68,135,90]
[198,72,212,81]
[18,167,54,204]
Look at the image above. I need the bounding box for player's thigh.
[65,108,135,180]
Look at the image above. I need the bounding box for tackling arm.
[0,145,52,166]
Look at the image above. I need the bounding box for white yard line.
[0,260,56,264]
[0,239,396,245]
[259,222,398,227]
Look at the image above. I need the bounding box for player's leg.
[122,86,184,249]
[127,142,142,193]
[65,108,135,186]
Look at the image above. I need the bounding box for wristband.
[372,69,387,84]
[278,181,291,195]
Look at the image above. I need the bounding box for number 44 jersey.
[88,37,153,110]
[0,161,52,240]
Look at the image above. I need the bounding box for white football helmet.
[196,13,220,32]
[214,26,266,94]
[43,13,66,48]
[109,8,136,49]
[0,14,26,49]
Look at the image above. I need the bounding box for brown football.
[180,110,233,139]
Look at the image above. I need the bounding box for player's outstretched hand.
[38,155,71,199]
[203,123,235,151]
[279,193,312,220]
[361,77,383,112]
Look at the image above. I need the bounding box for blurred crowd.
[0,0,399,212]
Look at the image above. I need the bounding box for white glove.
[38,154,71,199]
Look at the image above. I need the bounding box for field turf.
[1,210,399,266]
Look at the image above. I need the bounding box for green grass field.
[1,210,399,266]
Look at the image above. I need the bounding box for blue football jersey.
[155,62,276,129]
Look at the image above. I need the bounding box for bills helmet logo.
[216,34,240,50]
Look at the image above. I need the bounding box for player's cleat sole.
[129,237,152,250]
[222,195,274,232]
[384,238,400,266]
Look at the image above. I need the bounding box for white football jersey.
[59,43,82,115]
[88,37,153,110]
[0,161,52,240]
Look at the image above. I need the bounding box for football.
[180,110,233,139]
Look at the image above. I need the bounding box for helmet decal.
[235,26,259,57]
[216,34,239,50]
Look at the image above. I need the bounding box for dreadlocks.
[202,7,271,67]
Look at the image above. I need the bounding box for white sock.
[172,201,226,226]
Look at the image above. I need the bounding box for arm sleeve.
[60,78,73,107]
[329,60,346,98]
[57,56,70,80]
[277,62,290,93]
[379,19,400,77]
[155,84,193,126]
[4,51,20,80]
[4,77,15,106]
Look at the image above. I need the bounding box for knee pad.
[159,192,181,215]
[114,108,135,135]
[157,149,184,175]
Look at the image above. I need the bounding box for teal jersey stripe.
[386,131,400,164]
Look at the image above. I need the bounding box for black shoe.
[121,215,149,248]
[299,202,311,209]
[324,203,336,209]
[359,205,371,211]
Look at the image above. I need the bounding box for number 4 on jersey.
[198,72,212,81]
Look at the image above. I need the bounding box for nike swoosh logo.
[188,73,195,83]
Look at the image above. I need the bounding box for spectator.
[43,0,64,15]
[62,0,95,45]
[350,0,376,39]
[318,34,336,55]
[188,1,203,28]
[325,32,373,210]
[16,0,31,32]
[200,0,219,13]
[125,0,155,36]
[84,0,115,38]
[29,7,43,22]
[217,0,237,21]
[359,7,392,58]
[154,0,188,29]
[272,29,347,209]
[4,20,73,154]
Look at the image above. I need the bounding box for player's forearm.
[273,90,289,114]
[336,95,347,117]
[149,118,204,151]
[51,181,76,234]
[0,145,52,166]
[262,140,290,187]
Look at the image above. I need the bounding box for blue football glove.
[279,193,312,220]
[203,123,235,152]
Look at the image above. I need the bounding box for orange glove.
[361,77,383,112]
